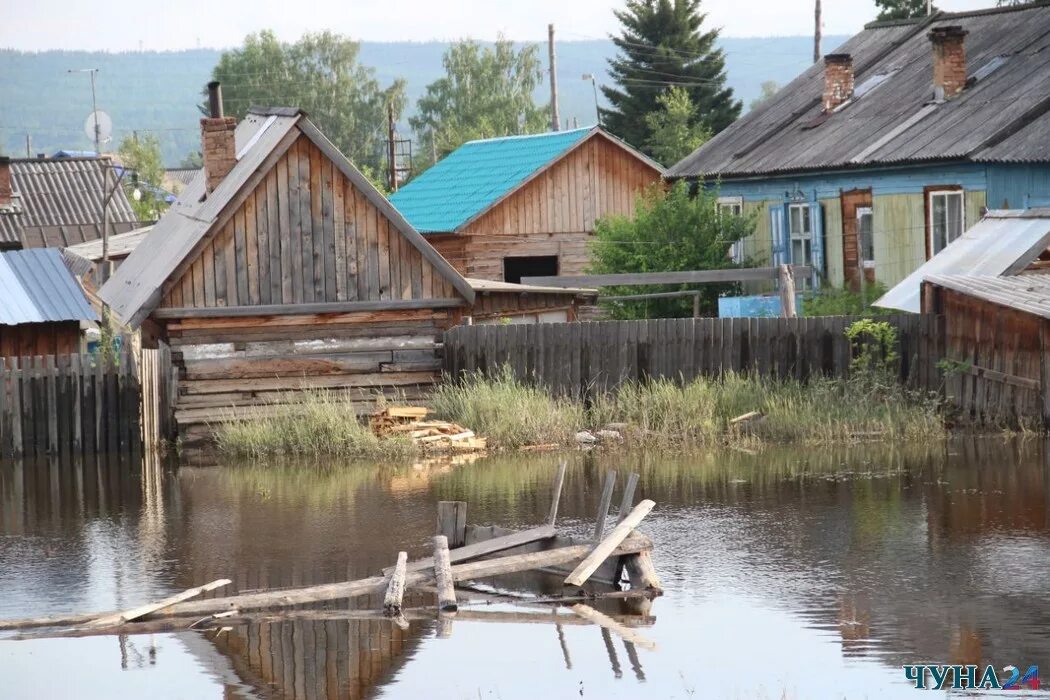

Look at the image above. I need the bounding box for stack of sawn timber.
[370,406,487,452]
[169,310,448,445]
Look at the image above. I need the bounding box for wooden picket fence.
[0,344,175,459]
[443,314,944,398]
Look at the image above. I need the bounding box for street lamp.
[582,74,601,127]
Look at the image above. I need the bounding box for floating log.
[87,578,232,628]
[593,470,617,540]
[566,500,655,587]
[547,461,568,525]
[433,536,458,612]
[383,552,408,615]
[570,603,657,652]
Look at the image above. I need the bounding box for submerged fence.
[443,314,943,398]
[0,345,175,459]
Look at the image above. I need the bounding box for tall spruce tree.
[602,0,740,153]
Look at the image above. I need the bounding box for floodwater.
[1,440,1049,699]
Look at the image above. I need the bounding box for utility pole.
[69,68,101,154]
[387,104,398,192]
[548,24,560,132]
[24,133,30,158]
[813,0,822,64]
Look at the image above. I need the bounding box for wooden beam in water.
[383,552,408,615]
[566,500,655,588]
[86,578,232,628]
[433,536,458,612]
[594,470,617,540]
[393,525,557,574]
[617,473,640,524]
[436,501,467,548]
[570,603,657,651]
[623,550,664,594]
[547,461,568,526]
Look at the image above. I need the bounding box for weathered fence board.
[0,344,175,458]
[443,314,940,399]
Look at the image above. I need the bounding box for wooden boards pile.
[370,406,487,452]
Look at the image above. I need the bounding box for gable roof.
[875,208,1050,313]
[389,127,661,233]
[0,157,139,249]
[99,108,474,329]
[668,2,1050,180]
[0,248,97,325]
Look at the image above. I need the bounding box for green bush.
[803,282,891,317]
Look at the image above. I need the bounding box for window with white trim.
[788,203,812,267]
[928,190,964,255]
[718,196,745,263]
[857,206,874,268]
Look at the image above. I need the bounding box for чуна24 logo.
[903,664,1039,690]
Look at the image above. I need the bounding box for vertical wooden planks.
[320,155,337,303]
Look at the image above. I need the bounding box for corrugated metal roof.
[926,273,1050,318]
[875,209,1050,312]
[0,248,97,325]
[668,3,1050,179]
[0,157,139,249]
[64,225,154,261]
[390,128,595,233]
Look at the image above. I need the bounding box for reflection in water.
[1,439,1050,698]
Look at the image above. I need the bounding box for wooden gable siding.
[161,133,459,311]
[430,135,660,281]
[0,322,82,358]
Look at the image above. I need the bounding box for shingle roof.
[0,157,139,249]
[100,108,475,328]
[389,128,596,233]
[0,248,97,325]
[876,208,1050,313]
[668,2,1050,179]
[925,273,1050,319]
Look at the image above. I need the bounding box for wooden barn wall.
[0,322,81,358]
[166,308,453,445]
[444,136,660,281]
[161,132,460,310]
[938,286,1046,426]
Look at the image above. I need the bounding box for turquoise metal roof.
[390,128,594,233]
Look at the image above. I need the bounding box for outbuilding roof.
[389,127,660,233]
[925,273,1050,319]
[0,157,139,249]
[876,208,1050,313]
[0,248,97,325]
[668,2,1050,179]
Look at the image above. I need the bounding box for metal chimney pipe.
[207,81,224,118]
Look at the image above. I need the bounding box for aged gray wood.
[383,552,408,615]
[432,536,458,612]
[154,298,465,319]
[593,469,617,540]
[617,472,640,524]
[523,266,812,287]
[436,501,467,548]
[547,461,568,526]
[567,500,655,587]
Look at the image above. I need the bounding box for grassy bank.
[213,391,416,459]
[431,369,945,449]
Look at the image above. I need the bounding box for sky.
[2,0,995,51]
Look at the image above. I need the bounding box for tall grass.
[213,391,417,459]
[436,370,945,448]
[429,367,586,449]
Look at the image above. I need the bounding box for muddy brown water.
[1,440,1049,699]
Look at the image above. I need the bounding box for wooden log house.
[99,89,592,445]
[389,127,663,283]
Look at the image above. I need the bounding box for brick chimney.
[0,157,11,209]
[929,26,968,100]
[201,81,237,192]
[822,53,854,112]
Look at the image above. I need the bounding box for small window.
[717,196,743,218]
[788,203,812,267]
[504,255,558,284]
[928,190,964,255]
[857,206,874,267]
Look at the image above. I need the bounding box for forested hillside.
[0,36,844,165]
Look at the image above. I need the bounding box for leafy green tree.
[179,150,203,169]
[875,0,931,20]
[643,87,710,166]
[211,30,406,171]
[117,133,166,221]
[410,36,547,162]
[602,0,740,153]
[749,80,780,111]
[589,182,754,318]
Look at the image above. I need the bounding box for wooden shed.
[389,127,663,283]
[922,273,1050,427]
[0,248,97,357]
[98,101,592,444]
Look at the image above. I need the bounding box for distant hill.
[0,37,846,165]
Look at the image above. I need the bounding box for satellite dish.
[84,110,113,147]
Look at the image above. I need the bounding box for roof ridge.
[463,127,596,146]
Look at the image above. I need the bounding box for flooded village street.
[2,440,1049,699]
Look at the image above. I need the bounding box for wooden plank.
[522,266,811,287]
[570,603,657,651]
[617,472,640,524]
[547,461,568,525]
[154,298,464,319]
[393,525,557,574]
[593,469,617,540]
[566,500,655,587]
[88,579,232,627]
[432,536,458,613]
[383,552,408,615]
[436,501,467,548]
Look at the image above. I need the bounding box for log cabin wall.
[428,135,661,281]
[0,321,82,357]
